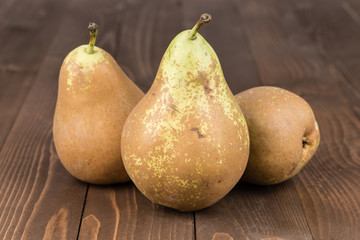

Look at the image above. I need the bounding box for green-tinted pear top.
[153,14,220,88]
[150,14,244,125]
[155,30,220,85]
[63,22,107,68]
[61,23,111,91]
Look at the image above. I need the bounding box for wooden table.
[1,0,359,239]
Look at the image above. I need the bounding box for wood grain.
[0,55,87,239]
[189,0,312,239]
[79,184,194,240]
[107,0,185,92]
[80,1,194,239]
[234,0,360,239]
[196,182,313,240]
[0,0,110,238]
[1,0,360,239]
[0,50,87,240]
[43,207,69,240]
[0,0,67,151]
[80,214,101,240]
[295,97,360,240]
[291,0,360,115]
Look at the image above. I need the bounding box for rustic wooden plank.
[181,0,314,239]
[79,184,194,240]
[234,0,360,239]
[0,0,118,238]
[293,0,360,112]
[108,0,186,92]
[0,72,33,151]
[79,0,195,239]
[294,96,360,240]
[0,56,87,239]
[1,1,358,240]
[237,0,339,92]
[0,0,69,152]
[197,182,313,240]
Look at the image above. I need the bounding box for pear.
[121,14,249,211]
[53,23,144,184]
[235,86,320,185]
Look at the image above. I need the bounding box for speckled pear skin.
[53,45,144,184]
[121,30,250,212]
[235,86,320,185]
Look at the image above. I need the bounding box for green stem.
[87,22,99,54]
[189,13,212,40]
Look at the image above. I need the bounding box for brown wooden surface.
[0,0,359,239]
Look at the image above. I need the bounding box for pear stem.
[87,22,99,54]
[189,13,212,40]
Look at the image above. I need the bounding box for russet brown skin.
[121,18,250,212]
[235,86,320,185]
[53,45,144,184]
[122,84,249,211]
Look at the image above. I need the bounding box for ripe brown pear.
[235,86,320,185]
[53,23,144,184]
[121,14,249,212]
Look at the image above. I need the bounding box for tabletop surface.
[1,0,360,239]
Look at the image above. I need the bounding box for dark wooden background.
[1,0,359,239]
